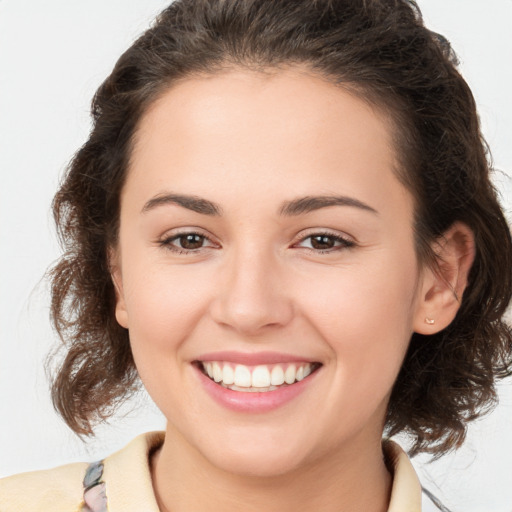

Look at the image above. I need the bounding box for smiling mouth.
[195,361,322,392]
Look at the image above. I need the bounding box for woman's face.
[113,68,426,476]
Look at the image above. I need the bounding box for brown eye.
[295,232,355,253]
[177,234,205,250]
[310,235,336,250]
[159,230,217,254]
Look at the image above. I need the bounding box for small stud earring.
[425,317,435,325]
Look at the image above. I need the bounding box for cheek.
[121,257,214,362]
[120,262,217,416]
[302,248,418,334]
[298,248,419,412]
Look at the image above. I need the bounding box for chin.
[210,447,307,478]
[193,430,312,478]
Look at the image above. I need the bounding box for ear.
[413,222,475,334]
[109,247,129,329]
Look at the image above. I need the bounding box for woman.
[1,0,511,510]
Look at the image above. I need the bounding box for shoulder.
[0,431,164,512]
[0,460,88,512]
[383,439,422,512]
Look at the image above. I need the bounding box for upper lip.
[196,351,319,365]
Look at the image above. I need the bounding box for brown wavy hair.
[49,0,512,456]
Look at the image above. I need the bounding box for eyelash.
[158,231,215,255]
[293,231,356,253]
[158,230,355,255]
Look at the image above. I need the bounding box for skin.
[112,68,474,512]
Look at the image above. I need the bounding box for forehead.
[126,68,412,219]
[135,67,396,156]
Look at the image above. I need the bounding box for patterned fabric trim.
[80,461,108,512]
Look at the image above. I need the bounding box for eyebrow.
[141,192,378,216]
[142,193,222,216]
[279,195,378,216]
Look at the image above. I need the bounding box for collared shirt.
[0,432,422,511]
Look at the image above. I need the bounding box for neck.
[151,425,392,512]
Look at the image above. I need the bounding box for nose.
[209,245,294,336]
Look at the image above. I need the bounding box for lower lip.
[194,365,319,413]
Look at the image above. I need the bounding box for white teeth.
[201,361,317,390]
[212,362,222,383]
[222,365,235,385]
[234,365,252,387]
[284,364,296,384]
[251,365,271,388]
[270,365,285,386]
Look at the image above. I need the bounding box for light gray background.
[0,1,511,511]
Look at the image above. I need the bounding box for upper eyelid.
[294,236,354,248]
[292,228,355,245]
[159,226,214,241]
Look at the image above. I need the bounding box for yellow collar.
[102,433,421,512]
